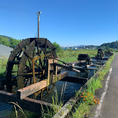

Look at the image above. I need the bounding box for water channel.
[0,63,97,118]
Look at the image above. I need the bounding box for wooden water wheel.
[6,38,57,92]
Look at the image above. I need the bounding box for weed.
[9,102,27,118]
[73,102,90,118]
[87,78,102,94]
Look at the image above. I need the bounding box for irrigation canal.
[0,65,96,118]
[0,57,110,118]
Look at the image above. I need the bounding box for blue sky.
[0,0,117,46]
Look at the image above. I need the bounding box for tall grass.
[41,92,63,118]
[87,78,102,94]
[41,82,67,118]
[72,102,90,118]
[9,102,39,118]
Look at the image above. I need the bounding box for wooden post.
[47,59,51,86]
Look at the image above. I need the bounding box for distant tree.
[9,38,20,48]
[99,40,118,50]
[0,37,10,47]
[53,42,63,53]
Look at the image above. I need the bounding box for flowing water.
[41,80,82,104]
[40,68,95,104]
[0,102,13,118]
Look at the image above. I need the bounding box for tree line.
[0,35,20,48]
[99,41,118,49]
[0,35,62,52]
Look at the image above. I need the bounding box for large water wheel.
[6,38,57,92]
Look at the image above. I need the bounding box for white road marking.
[94,68,112,118]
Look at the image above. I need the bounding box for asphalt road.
[100,53,118,118]
[0,44,12,57]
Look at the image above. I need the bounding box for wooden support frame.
[17,79,47,99]
[17,71,68,99]
[17,58,91,100]
[47,59,58,85]
[54,63,80,73]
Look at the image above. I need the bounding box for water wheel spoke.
[27,58,32,69]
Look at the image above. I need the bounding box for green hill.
[99,41,118,49]
[0,35,118,50]
[0,35,20,48]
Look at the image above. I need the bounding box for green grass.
[72,54,115,118]
[87,78,102,95]
[0,57,8,79]
[72,102,90,118]
[57,49,97,63]
[40,87,64,118]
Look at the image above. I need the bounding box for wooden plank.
[17,79,47,99]
[17,72,68,99]
[54,63,80,73]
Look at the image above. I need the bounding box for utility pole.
[38,11,40,40]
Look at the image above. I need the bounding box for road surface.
[100,53,118,118]
[0,44,12,57]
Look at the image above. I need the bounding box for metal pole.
[38,11,40,40]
